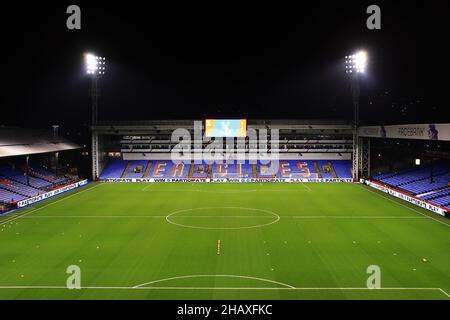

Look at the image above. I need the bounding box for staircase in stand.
[252,164,257,178]
[328,161,338,178]
[313,161,323,178]
[143,161,152,178]
[207,164,213,178]
[121,161,131,178]
[188,162,195,178]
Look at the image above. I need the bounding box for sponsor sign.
[362,179,448,217]
[101,178,352,183]
[17,180,88,208]
[359,123,448,141]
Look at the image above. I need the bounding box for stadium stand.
[332,160,353,179]
[316,160,334,178]
[212,162,253,178]
[123,160,149,178]
[373,163,449,188]
[0,166,52,189]
[28,165,71,185]
[0,127,81,213]
[400,173,450,195]
[149,161,190,178]
[0,185,28,203]
[372,161,450,209]
[191,162,210,178]
[100,160,353,179]
[277,161,316,178]
[421,189,450,201]
[0,162,77,208]
[99,159,128,179]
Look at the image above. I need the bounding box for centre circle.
[165,207,280,230]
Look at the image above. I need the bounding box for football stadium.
[1,2,449,305]
[1,120,449,300]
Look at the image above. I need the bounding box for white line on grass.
[357,184,450,228]
[165,207,280,230]
[20,215,427,219]
[22,215,278,219]
[0,184,101,227]
[133,274,296,289]
[142,189,310,193]
[0,285,447,298]
[141,183,155,191]
[301,183,312,191]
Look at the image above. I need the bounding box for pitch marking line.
[142,189,310,194]
[141,183,155,191]
[301,183,312,191]
[20,215,427,219]
[22,215,277,219]
[0,286,447,297]
[0,184,101,227]
[133,275,296,289]
[358,184,450,228]
[165,207,280,230]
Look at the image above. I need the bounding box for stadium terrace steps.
[0,163,75,204]
[124,160,149,178]
[0,166,51,190]
[100,160,353,179]
[121,161,131,178]
[143,161,152,178]
[212,163,252,179]
[100,159,128,179]
[431,195,450,207]
[0,178,42,198]
[375,163,449,188]
[420,188,450,200]
[315,160,335,179]
[399,173,450,195]
[207,164,213,178]
[28,164,71,184]
[0,187,27,203]
[187,162,195,178]
[313,161,323,178]
[328,161,338,179]
[332,160,353,179]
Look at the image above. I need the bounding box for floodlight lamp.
[354,51,367,73]
[345,50,368,74]
[85,53,106,76]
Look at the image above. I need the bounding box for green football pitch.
[0,182,449,300]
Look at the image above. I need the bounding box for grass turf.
[0,182,449,300]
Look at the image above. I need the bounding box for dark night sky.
[1,1,449,130]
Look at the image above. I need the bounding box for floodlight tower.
[345,51,368,181]
[85,53,106,125]
[85,53,106,181]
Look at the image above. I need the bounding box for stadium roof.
[0,127,81,158]
[95,119,352,126]
[92,119,354,134]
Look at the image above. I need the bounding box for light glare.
[345,50,368,74]
[85,53,106,76]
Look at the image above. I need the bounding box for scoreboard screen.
[204,119,247,138]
